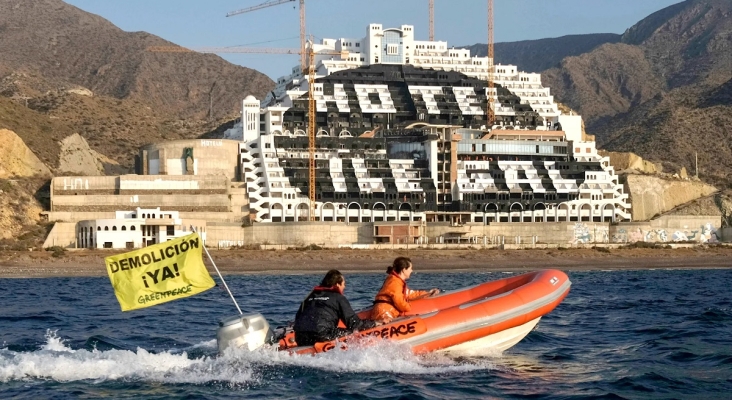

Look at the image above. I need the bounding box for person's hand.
[429,288,440,296]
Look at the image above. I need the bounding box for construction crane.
[486,0,495,127]
[147,43,347,221]
[227,0,307,71]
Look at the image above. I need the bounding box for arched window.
[97,226,101,231]
[112,226,117,231]
[104,226,109,231]
[121,226,127,231]
[131,226,136,231]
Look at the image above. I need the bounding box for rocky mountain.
[467,33,621,73]
[0,0,276,172]
[0,129,52,179]
[0,0,273,120]
[470,0,732,183]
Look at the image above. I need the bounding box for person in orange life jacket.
[293,269,380,346]
[370,257,440,323]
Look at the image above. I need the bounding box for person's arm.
[338,295,376,331]
[406,288,429,301]
[406,288,440,301]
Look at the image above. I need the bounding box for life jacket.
[370,273,428,323]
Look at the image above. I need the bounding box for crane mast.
[486,0,495,128]
[429,0,434,41]
[299,0,306,71]
[307,43,316,221]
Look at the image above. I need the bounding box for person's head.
[386,257,413,279]
[320,269,345,292]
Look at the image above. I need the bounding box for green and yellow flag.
[105,233,215,311]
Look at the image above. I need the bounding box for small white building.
[77,207,207,249]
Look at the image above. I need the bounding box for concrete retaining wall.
[44,216,724,249]
[42,222,77,248]
[51,194,231,209]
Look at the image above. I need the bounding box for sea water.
[1,269,731,399]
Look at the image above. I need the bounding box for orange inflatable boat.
[265,269,572,355]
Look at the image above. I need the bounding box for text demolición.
[107,237,199,274]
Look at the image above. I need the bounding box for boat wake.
[0,330,498,384]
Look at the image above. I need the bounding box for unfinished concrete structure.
[138,139,241,180]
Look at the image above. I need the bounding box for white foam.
[1,331,497,384]
[0,331,250,384]
[221,338,496,374]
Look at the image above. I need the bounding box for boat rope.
[193,226,242,315]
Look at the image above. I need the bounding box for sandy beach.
[1,246,731,278]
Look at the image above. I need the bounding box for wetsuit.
[293,286,376,346]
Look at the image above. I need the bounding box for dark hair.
[320,269,344,287]
[386,257,412,274]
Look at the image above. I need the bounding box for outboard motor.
[217,313,273,353]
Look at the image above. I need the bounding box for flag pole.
[193,227,242,315]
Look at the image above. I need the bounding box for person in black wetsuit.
[293,269,379,346]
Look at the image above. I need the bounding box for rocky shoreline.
[1,246,731,278]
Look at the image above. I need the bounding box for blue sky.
[64,0,683,80]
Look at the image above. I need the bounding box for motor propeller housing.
[217,313,273,353]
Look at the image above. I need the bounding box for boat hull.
[439,317,541,354]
